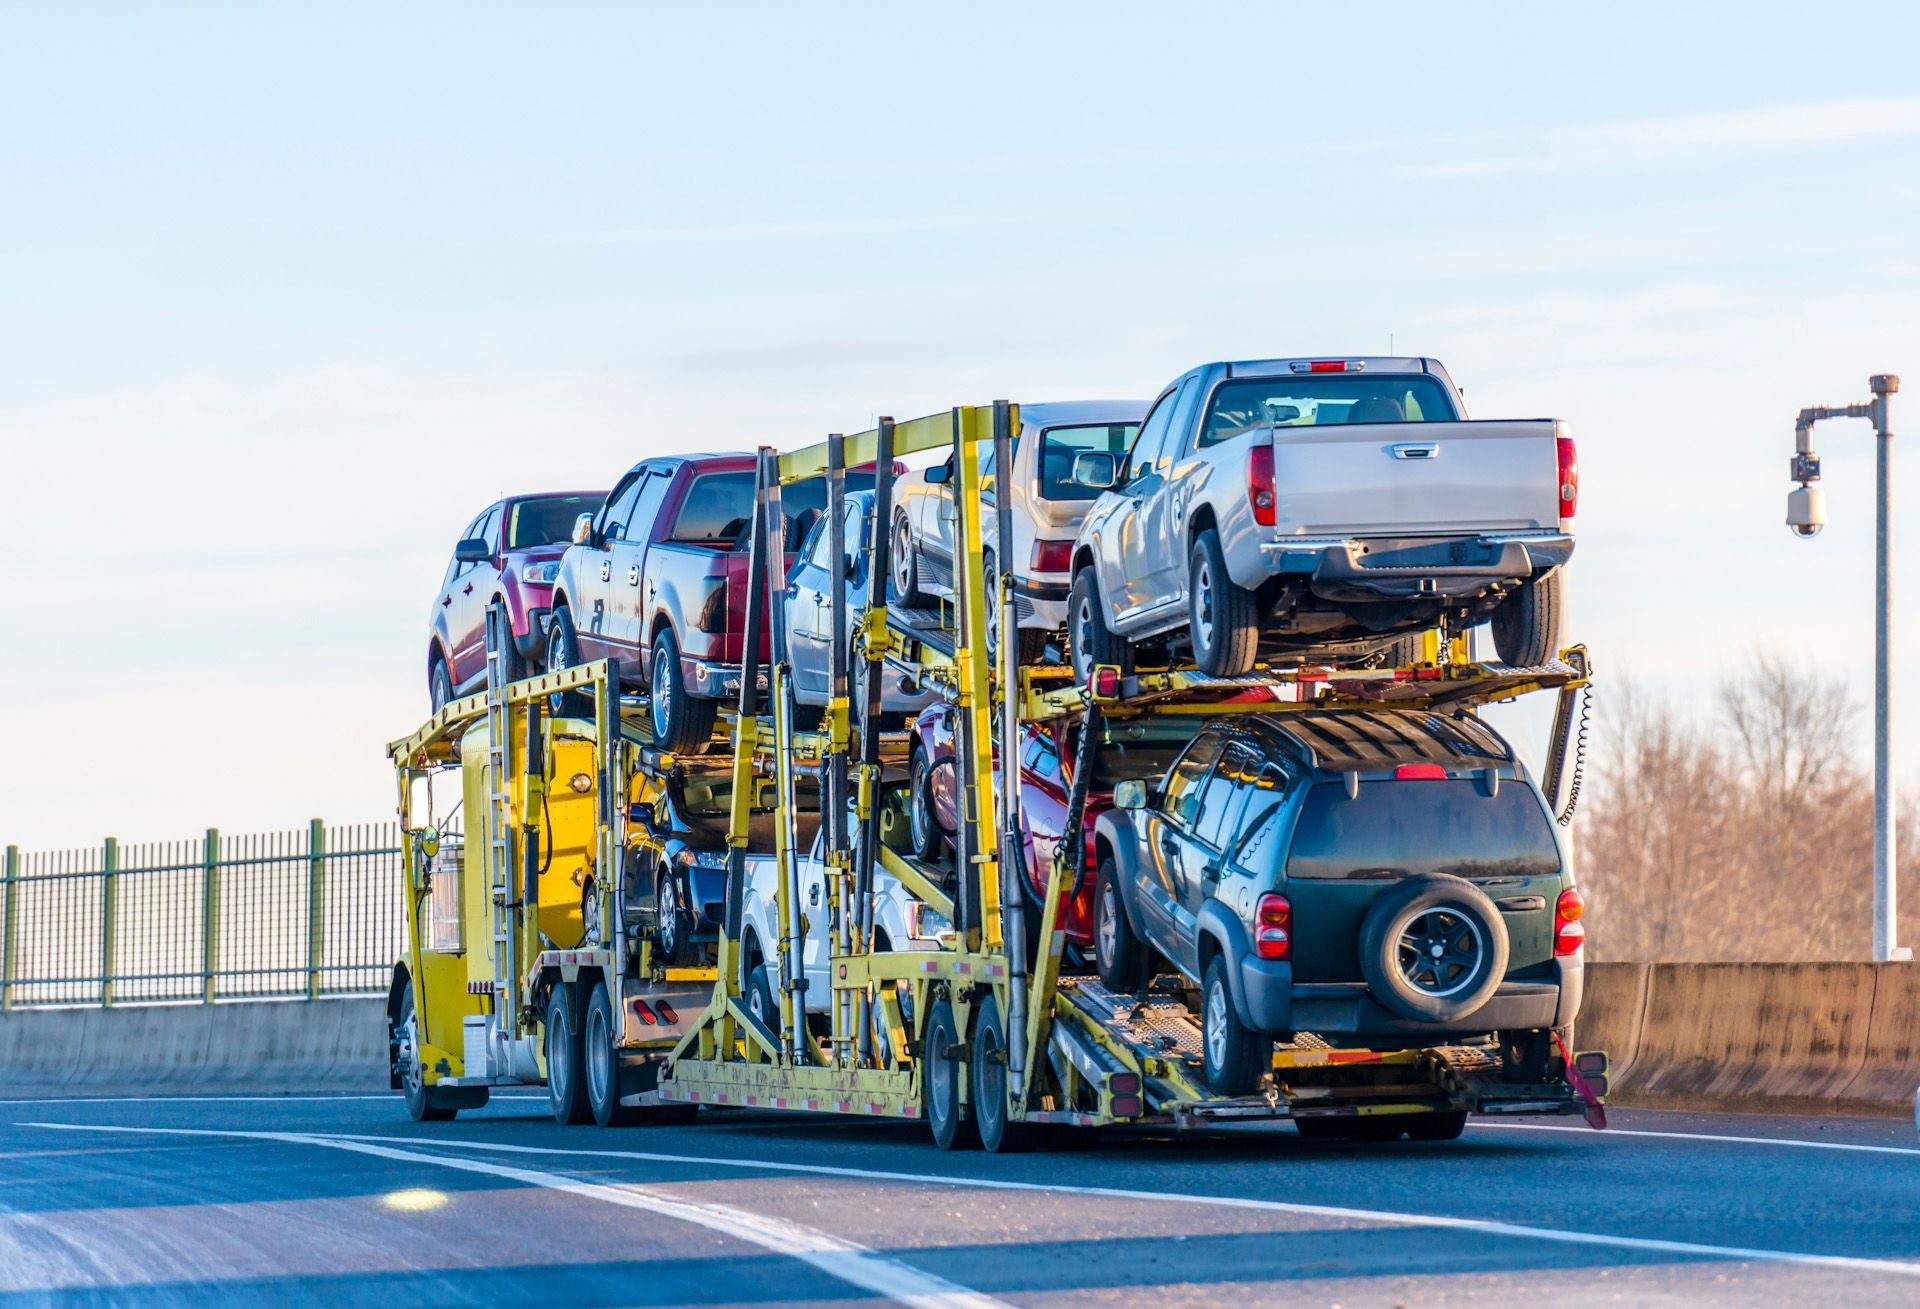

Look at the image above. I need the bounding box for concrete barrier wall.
[1581,961,1920,1119]
[0,998,387,1097]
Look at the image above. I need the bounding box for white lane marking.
[0,1094,545,1106]
[24,1124,1007,1309]
[1472,1121,1920,1158]
[33,1123,1917,1281]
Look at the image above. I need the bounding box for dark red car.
[428,491,606,709]
[905,706,1203,952]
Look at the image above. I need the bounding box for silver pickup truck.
[1066,357,1576,677]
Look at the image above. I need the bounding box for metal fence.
[1,821,404,1009]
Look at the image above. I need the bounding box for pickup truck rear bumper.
[685,657,770,702]
[1259,532,1573,604]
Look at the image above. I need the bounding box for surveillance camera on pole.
[1786,374,1906,962]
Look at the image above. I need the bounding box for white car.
[890,400,1146,660]
[738,828,948,1031]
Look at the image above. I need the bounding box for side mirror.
[1071,451,1119,490]
[571,513,595,547]
[1113,779,1149,810]
[925,460,953,485]
[628,801,656,829]
[454,538,491,564]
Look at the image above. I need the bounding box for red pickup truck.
[546,453,874,751]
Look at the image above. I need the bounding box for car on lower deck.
[427,490,606,709]
[1090,707,1584,1094]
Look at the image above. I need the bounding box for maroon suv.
[427,491,605,709]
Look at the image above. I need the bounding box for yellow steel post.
[951,406,1001,951]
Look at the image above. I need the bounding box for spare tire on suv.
[1357,874,1509,1024]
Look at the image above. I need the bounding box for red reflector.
[1556,436,1579,520]
[1247,444,1276,527]
[1090,666,1121,699]
[1394,763,1448,780]
[1031,539,1074,574]
[1108,1071,1141,1096]
[656,1002,678,1024]
[632,999,658,1025]
[1309,360,1347,372]
[1111,1095,1143,1118]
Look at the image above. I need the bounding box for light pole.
[1786,373,1908,962]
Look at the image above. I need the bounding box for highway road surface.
[2,1091,1916,1305]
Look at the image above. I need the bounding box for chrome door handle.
[627,566,641,586]
[1390,442,1439,460]
[599,560,612,582]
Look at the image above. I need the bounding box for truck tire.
[1202,954,1268,1096]
[971,994,1038,1153]
[545,982,592,1125]
[649,628,719,753]
[1093,859,1148,992]
[1357,874,1509,1024]
[892,514,929,605]
[584,979,637,1127]
[397,977,456,1122]
[1188,529,1259,676]
[545,604,592,716]
[1068,568,1128,685]
[921,995,978,1150]
[1490,568,1562,667]
[1407,1110,1469,1141]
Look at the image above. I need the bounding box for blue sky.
[3,3,1918,846]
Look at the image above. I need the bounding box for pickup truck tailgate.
[1267,419,1565,537]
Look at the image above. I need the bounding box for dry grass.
[1574,654,1919,961]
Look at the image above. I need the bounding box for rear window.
[508,495,602,549]
[1198,375,1458,448]
[1286,779,1560,881]
[671,472,757,543]
[1038,423,1140,501]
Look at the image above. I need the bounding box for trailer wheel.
[397,978,457,1122]
[545,983,591,1125]
[1490,568,1562,667]
[584,980,636,1127]
[1407,1110,1468,1141]
[971,994,1038,1154]
[1093,860,1147,992]
[1188,529,1259,676]
[921,996,978,1151]
[1202,955,1268,1096]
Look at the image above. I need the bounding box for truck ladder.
[483,601,516,1008]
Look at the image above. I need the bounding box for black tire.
[891,513,929,605]
[1407,1110,1468,1141]
[1188,529,1259,676]
[921,996,978,1150]
[656,865,697,967]
[971,994,1038,1154]
[1357,874,1509,1024]
[1490,568,1563,667]
[648,628,719,753]
[745,960,779,1040]
[908,745,947,862]
[1092,859,1147,992]
[584,979,636,1127]
[545,982,591,1125]
[428,658,453,714]
[1068,568,1129,685]
[397,977,456,1122]
[545,604,592,716]
[1380,631,1426,668]
[1201,954,1268,1095]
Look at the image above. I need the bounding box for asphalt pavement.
[2,1090,1916,1306]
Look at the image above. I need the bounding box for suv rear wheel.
[1490,568,1563,667]
[1093,860,1147,992]
[649,628,719,753]
[1188,529,1259,676]
[1202,954,1267,1095]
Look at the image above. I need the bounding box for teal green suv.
[1090,707,1585,1095]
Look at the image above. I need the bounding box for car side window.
[475,504,502,554]
[1160,733,1225,825]
[1023,730,1060,779]
[599,472,647,540]
[1124,386,1179,486]
[448,511,486,581]
[620,471,672,543]
[1229,763,1293,875]
[1193,742,1261,850]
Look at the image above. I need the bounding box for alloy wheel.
[1394,908,1486,998]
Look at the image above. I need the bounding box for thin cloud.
[544,213,1028,245]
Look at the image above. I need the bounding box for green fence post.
[202,829,220,1004]
[2,845,18,1012]
[308,819,326,1000]
[100,837,118,1007]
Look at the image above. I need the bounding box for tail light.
[1089,666,1122,699]
[632,999,659,1025]
[1254,893,1291,960]
[1031,539,1074,574]
[1554,887,1586,956]
[1248,444,1276,526]
[1394,763,1447,780]
[655,1002,678,1024]
[697,581,727,634]
[1556,436,1579,526]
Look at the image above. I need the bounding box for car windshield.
[1039,423,1141,501]
[507,495,603,549]
[1198,375,1459,447]
[1286,779,1561,881]
[671,774,821,843]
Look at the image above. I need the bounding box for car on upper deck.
[891,400,1146,660]
[428,490,606,710]
[1065,358,1576,679]
[1090,707,1585,1096]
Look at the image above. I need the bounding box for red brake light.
[1309,360,1347,372]
[1090,666,1121,699]
[1394,763,1447,780]
[1248,444,1276,526]
[1031,539,1074,574]
[1254,892,1291,960]
[1556,436,1579,523]
[1554,887,1586,956]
